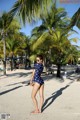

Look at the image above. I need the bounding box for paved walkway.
[0,69,80,120]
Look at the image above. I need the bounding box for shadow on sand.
[0,85,22,96]
[6,80,30,87]
[6,71,32,78]
[42,80,75,112]
[4,72,64,88]
[0,80,31,96]
[0,71,75,96]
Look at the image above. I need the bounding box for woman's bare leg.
[39,84,44,112]
[31,82,40,113]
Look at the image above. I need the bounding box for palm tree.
[0,41,3,58]
[50,36,79,77]
[0,13,10,75]
[31,4,69,48]
[65,45,79,64]
[6,33,24,70]
[31,6,79,77]
[19,34,32,68]
[0,13,21,74]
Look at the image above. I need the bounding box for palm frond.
[10,0,53,25]
[67,8,80,30]
[32,32,49,50]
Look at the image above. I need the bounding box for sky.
[0,0,80,46]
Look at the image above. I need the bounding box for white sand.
[0,69,80,120]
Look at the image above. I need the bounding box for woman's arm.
[31,69,35,81]
[30,69,35,85]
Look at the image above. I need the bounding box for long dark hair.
[36,54,43,61]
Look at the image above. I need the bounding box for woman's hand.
[30,80,34,86]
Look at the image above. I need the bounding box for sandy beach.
[0,69,80,120]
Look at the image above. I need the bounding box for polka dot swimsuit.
[33,63,44,85]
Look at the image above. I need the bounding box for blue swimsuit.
[33,63,44,85]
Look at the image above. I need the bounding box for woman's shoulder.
[34,63,43,68]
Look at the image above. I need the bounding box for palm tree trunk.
[43,57,47,73]
[3,37,6,75]
[57,64,61,78]
[10,55,14,71]
[27,48,31,68]
[10,57,13,71]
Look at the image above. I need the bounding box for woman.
[30,55,44,114]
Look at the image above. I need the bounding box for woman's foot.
[31,109,41,114]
